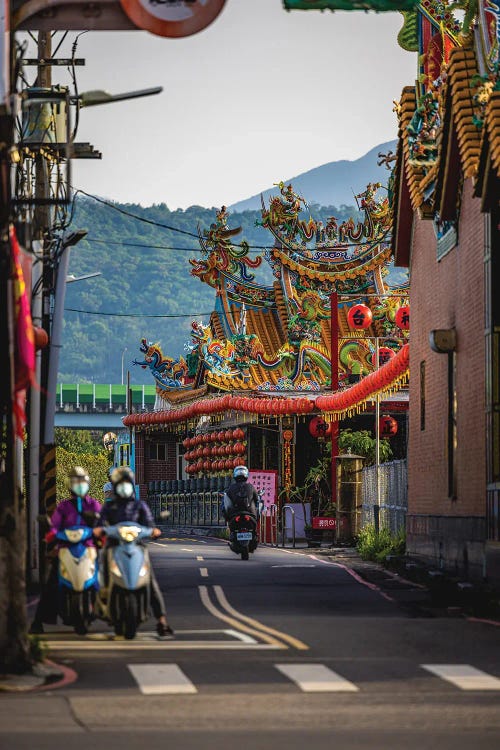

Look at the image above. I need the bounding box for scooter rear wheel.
[241,548,249,561]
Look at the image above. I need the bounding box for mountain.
[229,140,397,213]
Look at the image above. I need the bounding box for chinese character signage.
[248,470,278,509]
[312,517,336,530]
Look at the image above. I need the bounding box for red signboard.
[312,517,336,530]
[120,0,226,38]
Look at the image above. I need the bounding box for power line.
[64,307,212,318]
[85,237,266,253]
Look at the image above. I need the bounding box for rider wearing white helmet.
[222,466,260,521]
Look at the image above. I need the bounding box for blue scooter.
[56,525,99,635]
[98,522,153,639]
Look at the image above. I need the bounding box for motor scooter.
[227,513,258,560]
[97,522,153,639]
[55,525,99,635]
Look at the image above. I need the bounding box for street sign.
[312,516,336,530]
[248,470,278,510]
[119,0,226,38]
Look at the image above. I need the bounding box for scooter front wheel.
[123,593,138,640]
[69,592,87,635]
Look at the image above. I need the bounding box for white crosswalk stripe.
[124,662,500,695]
[275,664,359,692]
[421,664,500,691]
[128,664,197,695]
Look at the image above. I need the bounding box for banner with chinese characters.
[312,517,336,530]
[248,470,278,509]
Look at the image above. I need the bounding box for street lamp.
[66,272,101,283]
[121,348,128,386]
[76,87,163,108]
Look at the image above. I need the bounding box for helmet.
[110,466,135,500]
[233,465,249,482]
[68,466,89,483]
[68,466,90,498]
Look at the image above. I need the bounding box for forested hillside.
[61,198,359,384]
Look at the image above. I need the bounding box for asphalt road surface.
[2,535,500,750]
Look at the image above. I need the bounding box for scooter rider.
[94,466,174,639]
[29,466,101,634]
[222,466,260,522]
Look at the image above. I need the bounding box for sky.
[62,1,416,209]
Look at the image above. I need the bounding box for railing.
[362,459,408,534]
[281,504,296,548]
[259,505,278,546]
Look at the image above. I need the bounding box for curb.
[0,658,77,693]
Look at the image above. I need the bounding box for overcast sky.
[66,0,416,209]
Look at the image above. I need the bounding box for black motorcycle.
[228,513,258,561]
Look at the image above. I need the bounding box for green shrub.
[56,447,110,504]
[356,524,406,563]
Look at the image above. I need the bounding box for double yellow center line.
[199,585,308,651]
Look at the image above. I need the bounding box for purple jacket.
[51,495,101,546]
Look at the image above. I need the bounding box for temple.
[125,177,411,527]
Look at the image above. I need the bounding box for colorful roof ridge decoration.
[122,343,410,428]
[134,171,409,406]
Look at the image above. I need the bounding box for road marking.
[199,586,286,649]
[271,565,317,568]
[197,556,204,561]
[275,664,359,693]
[213,585,309,651]
[200,567,209,577]
[181,548,193,552]
[128,664,197,695]
[422,664,500,690]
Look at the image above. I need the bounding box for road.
[1,535,500,750]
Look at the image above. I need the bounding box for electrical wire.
[64,308,212,318]
[71,189,391,251]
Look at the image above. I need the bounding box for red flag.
[10,226,35,436]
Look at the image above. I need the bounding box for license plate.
[236,532,253,541]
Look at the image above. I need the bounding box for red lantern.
[202,446,210,457]
[232,457,240,469]
[224,429,233,441]
[209,432,217,442]
[372,346,396,367]
[232,428,242,440]
[217,430,225,442]
[224,459,232,470]
[34,326,49,350]
[308,416,331,439]
[234,442,245,455]
[182,437,190,449]
[379,415,398,438]
[395,305,410,331]
[347,303,372,330]
[233,457,246,467]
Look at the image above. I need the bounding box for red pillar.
[330,292,339,506]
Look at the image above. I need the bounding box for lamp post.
[121,348,128,386]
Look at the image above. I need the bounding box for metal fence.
[361,459,407,534]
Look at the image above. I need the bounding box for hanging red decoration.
[203,460,210,471]
[202,446,210,457]
[308,415,331,439]
[395,305,410,330]
[372,346,396,367]
[347,303,372,330]
[233,428,244,440]
[379,414,398,438]
[224,429,233,441]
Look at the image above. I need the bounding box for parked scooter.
[97,522,153,639]
[55,525,99,635]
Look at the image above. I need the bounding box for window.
[420,361,426,431]
[448,352,457,500]
[149,443,167,461]
[434,217,458,261]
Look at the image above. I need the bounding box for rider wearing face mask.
[29,466,101,634]
[95,466,174,639]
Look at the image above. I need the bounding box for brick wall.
[407,179,486,575]
[135,430,179,499]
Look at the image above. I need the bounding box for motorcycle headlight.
[118,526,141,543]
[139,563,149,578]
[66,529,84,543]
[110,560,122,577]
